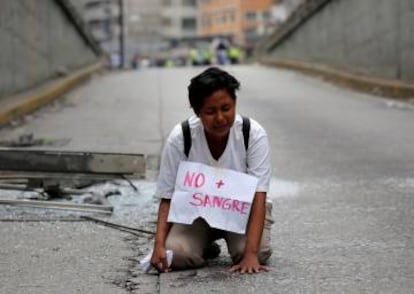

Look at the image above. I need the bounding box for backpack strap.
[181,116,250,158]
[241,116,250,152]
[181,119,191,158]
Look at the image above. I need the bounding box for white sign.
[168,161,258,234]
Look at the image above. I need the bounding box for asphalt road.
[0,64,413,293]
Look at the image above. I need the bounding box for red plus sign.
[216,180,225,189]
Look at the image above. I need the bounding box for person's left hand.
[229,252,270,274]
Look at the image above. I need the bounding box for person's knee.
[166,239,205,270]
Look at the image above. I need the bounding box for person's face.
[198,89,236,140]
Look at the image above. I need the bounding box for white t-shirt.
[155,114,271,199]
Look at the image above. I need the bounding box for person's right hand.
[150,245,170,273]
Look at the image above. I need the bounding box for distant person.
[110,53,121,69]
[150,67,273,274]
[164,59,174,68]
[189,47,201,66]
[228,45,242,64]
[131,53,140,69]
[201,48,213,65]
[216,41,228,65]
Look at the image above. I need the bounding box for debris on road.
[0,148,146,215]
[0,149,145,175]
[81,216,155,236]
[0,133,69,147]
[0,199,113,214]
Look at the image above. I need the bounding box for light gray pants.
[165,202,274,270]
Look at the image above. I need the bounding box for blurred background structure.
[71,0,124,67]
[258,0,414,85]
[69,0,290,68]
[0,0,102,99]
[1,0,413,101]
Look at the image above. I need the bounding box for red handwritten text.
[189,193,249,215]
[184,172,206,188]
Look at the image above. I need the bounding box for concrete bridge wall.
[261,0,414,83]
[0,0,101,99]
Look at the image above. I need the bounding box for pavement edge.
[0,61,104,127]
[260,57,414,100]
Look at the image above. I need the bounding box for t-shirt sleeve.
[246,121,272,192]
[154,124,186,199]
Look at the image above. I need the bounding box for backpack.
[181,116,250,158]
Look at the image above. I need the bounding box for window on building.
[216,13,226,25]
[182,0,196,6]
[182,18,196,30]
[245,11,257,22]
[85,1,102,9]
[229,11,236,22]
[202,17,211,29]
[263,11,271,21]
[244,28,258,43]
[88,19,104,30]
[162,17,172,27]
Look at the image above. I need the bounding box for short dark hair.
[188,67,240,115]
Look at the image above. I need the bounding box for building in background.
[271,0,306,25]
[124,0,165,68]
[73,0,199,68]
[70,0,305,68]
[149,0,199,67]
[198,0,273,48]
[71,0,122,68]
[126,0,198,67]
[161,0,198,44]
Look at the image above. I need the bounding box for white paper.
[168,161,258,234]
[140,250,173,273]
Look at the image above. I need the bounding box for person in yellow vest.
[165,59,174,68]
[201,48,213,65]
[228,45,242,64]
[189,47,200,66]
